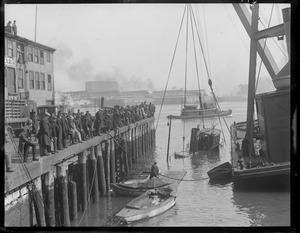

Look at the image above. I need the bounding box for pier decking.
[5,117,156,227]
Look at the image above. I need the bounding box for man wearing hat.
[150,161,159,179]
[19,119,38,162]
[30,110,39,141]
[95,108,104,136]
[39,112,51,156]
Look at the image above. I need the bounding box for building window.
[34,48,39,63]
[40,73,45,90]
[40,51,44,65]
[29,71,34,89]
[46,52,51,62]
[35,72,40,89]
[7,67,16,94]
[28,47,33,62]
[7,40,13,58]
[17,43,24,64]
[18,69,24,89]
[47,75,52,91]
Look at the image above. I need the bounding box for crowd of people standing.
[15,102,156,165]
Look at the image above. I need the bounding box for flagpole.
[34,5,37,41]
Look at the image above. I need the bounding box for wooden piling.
[28,185,34,226]
[89,146,99,203]
[96,144,106,196]
[126,130,132,170]
[131,128,136,164]
[31,179,46,226]
[68,181,78,220]
[57,165,70,226]
[104,140,111,192]
[43,171,55,226]
[110,139,116,184]
[78,151,87,211]
[122,133,129,177]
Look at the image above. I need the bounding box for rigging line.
[184,4,189,107]
[190,7,211,80]
[202,5,211,76]
[155,5,187,131]
[182,4,190,155]
[223,4,249,51]
[189,5,205,128]
[255,4,274,94]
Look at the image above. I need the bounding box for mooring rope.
[158,173,209,182]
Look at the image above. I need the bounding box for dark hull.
[232,162,290,191]
[207,162,232,181]
[168,109,232,120]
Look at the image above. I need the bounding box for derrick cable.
[4,120,59,226]
[223,4,270,79]
[190,5,205,128]
[155,5,187,131]
[255,4,276,94]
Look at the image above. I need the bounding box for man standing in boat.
[150,162,159,179]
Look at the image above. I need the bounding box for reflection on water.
[76,102,290,227]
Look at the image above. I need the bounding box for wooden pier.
[4,117,156,227]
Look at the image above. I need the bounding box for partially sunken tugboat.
[230,4,291,191]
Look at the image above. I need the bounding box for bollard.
[68,181,78,220]
[57,165,70,226]
[96,144,107,196]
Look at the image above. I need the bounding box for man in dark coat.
[19,120,38,162]
[56,111,64,150]
[150,162,159,179]
[38,112,51,156]
[61,112,69,148]
[95,108,105,136]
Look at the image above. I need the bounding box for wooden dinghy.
[207,162,232,182]
[111,177,170,197]
[174,151,190,159]
[115,171,186,224]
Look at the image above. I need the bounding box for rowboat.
[111,176,170,197]
[174,151,190,159]
[114,171,186,224]
[207,162,232,182]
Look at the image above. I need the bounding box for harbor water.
[72,101,290,227]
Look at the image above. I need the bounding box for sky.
[4,3,290,95]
